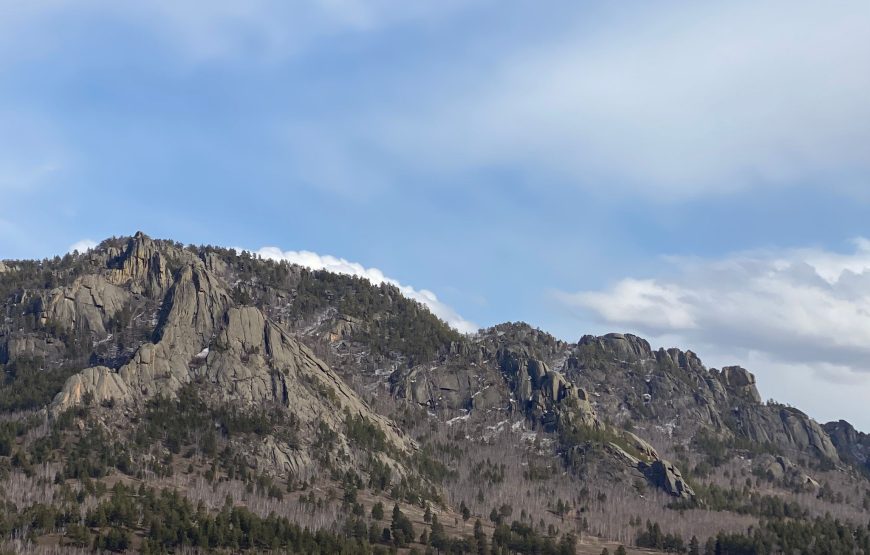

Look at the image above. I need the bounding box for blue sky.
[3,0,870,428]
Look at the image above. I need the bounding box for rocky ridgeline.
[824,420,870,472]
[1,233,864,503]
[566,333,839,463]
[388,324,848,497]
[389,325,698,498]
[9,233,413,479]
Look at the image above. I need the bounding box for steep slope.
[44,234,412,481]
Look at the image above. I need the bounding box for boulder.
[720,366,762,404]
[656,348,706,374]
[606,442,642,468]
[579,333,653,361]
[642,459,695,499]
[624,431,659,461]
[754,454,820,490]
[755,454,785,480]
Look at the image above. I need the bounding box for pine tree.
[371,501,384,521]
[390,504,414,547]
[473,519,487,555]
[430,514,448,552]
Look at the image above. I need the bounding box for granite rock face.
[563,333,841,464]
[107,232,174,298]
[579,333,654,362]
[753,454,820,490]
[720,366,762,404]
[824,419,870,468]
[393,363,493,412]
[48,233,411,478]
[43,275,129,336]
[52,366,130,408]
[0,333,65,365]
[736,405,840,462]
[642,459,696,499]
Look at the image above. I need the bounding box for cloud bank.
[284,0,870,199]
[68,239,97,254]
[558,239,870,426]
[253,247,477,334]
[560,239,870,372]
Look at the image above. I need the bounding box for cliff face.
[6,233,414,481]
[824,419,870,471]
[386,322,845,497]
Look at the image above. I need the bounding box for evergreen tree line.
[639,513,870,555]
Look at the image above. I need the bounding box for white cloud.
[558,279,697,332]
[559,239,870,429]
[253,247,477,333]
[285,0,870,199]
[68,239,97,253]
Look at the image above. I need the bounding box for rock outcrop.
[113,265,230,400]
[52,366,130,408]
[531,370,599,430]
[823,420,870,468]
[43,275,129,336]
[642,459,695,499]
[753,454,820,490]
[624,431,659,461]
[50,235,412,478]
[720,366,762,404]
[579,333,654,362]
[394,364,486,411]
[203,305,409,449]
[736,406,839,462]
[108,232,174,298]
[0,333,65,365]
[566,333,841,464]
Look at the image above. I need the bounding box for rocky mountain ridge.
[2,233,870,553]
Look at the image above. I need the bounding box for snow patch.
[446,413,471,426]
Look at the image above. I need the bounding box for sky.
[2,0,870,429]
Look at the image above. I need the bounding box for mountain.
[1,233,869,554]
